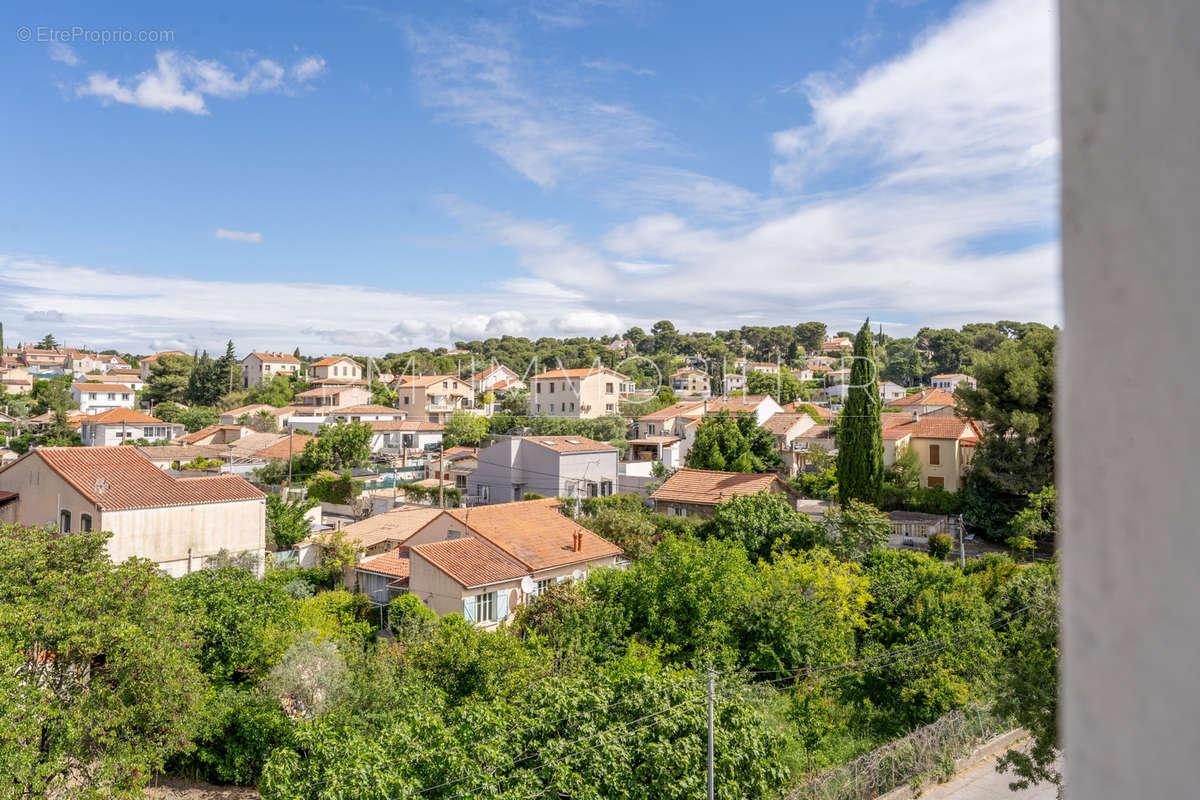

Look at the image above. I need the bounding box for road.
[918,755,1059,800]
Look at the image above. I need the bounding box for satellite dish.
[571,569,585,581]
[520,576,536,594]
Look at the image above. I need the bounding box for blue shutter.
[496,589,509,620]
[462,595,476,623]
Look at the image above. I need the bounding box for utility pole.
[287,428,294,489]
[957,514,966,569]
[707,671,715,800]
[438,441,445,509]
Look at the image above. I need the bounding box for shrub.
[927,532,954,560]
[168,686,294,785]
[306,471,364,504]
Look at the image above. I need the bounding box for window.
[475,591,495,623]
[647,424,656,434]
[108,393,116,400]
[928,444,941,465]
[606,403,614,412]
[549,382,555,393]
[588,482,598,497]
[569,402,575,411]
[535,578,554,596]
[606,382,614,393]
[927,476,945,488]
[59,510,71,532]
[601,480,613,496]
[403,396,410,405]
[80,514,92,532]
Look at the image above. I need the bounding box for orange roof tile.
[762,412,812,435]
[79,408,167,426]
[333,404,407,415]
[651,467,798,507]
[393,374,467,388]
[310,356,361,368]
[14,447,263,511]
[342,506,445,550]
[356,548,412,580]
[530,367,629,380]
[410,537,528,588]
[437,498,622,571]
[251,433,316,461]
[886,388,957,408]
[367,420,444,432]
[71,382,135,394]
[247,351,300,364]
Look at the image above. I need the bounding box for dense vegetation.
[0,484,1059,799]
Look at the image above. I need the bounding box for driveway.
[919,755,1059,800]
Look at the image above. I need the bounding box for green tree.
[214,340,240,397]
[499,388,530,416]
[186,350,223,406]
[685,410,783,473]
[0,525,203,798]
[178,405,219,432]
[701,492,823,562]
[266,494,318,550]
[35,333,57,349]
[30,375,73,416]
[746,369,807,403]
[836,320,883,505]
[822,500,891,562]
[369,380,396,407]
[793,321,826,355]
[993,561,1060,793]
[1007,484,1056,557]
[649,319,679,354]
[245,374,300,407]
[443,410,489,447]
[153,400,185,423]
[957,325,1056,536]
[302,420,372,471]
[171,565,297,684]
[143,353,194,404]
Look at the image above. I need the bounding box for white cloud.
[581,59,654,77]
[76,50,325,114]
[49,42,80,66]
[551,310,623,334]
[25,309,66,322]
[214,228,263,243]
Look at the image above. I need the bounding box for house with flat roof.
[79,408,182,446]
[0,446,266,575]
[468,435,618,505]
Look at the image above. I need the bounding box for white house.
[71,382,136,414]
[930,373,977,391]
[79,408,183,446]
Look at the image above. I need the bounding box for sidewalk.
[919,755,1059,799]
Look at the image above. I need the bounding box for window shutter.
[462,596,476,623]
[496,589,509,620]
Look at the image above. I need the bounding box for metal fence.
[786,705,1010,800]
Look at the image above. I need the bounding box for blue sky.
[0,0,1059,355]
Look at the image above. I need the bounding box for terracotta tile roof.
[141,351,188,364]
[342,506,445,550]
[637,401,705,423]
[368,420,444,432]
[72,382,134,394]
[309,378,369,387]
[895,417,981,440]
[796,424,833,439]
[887,388,957,408]
[881,411,919,428]
[16,446,263,511]
[333,404,407,415]
[137,444,226,463]
[247,351,300,364]
[410,537,528,588]
[251,433,316,461]
[931,373,968,379]
[470,365,516,382]
[882,428,913,441]
[393,374,466,388]
[310,356,361,368]
[530,367,629,380]
[628,435,682,444]
[356,548,412,579]
[489,379,524,391]
[295,385,362,398]
[438,498,622,571]
[85,374,145,383]
[174,425,235,444]
[79,408,166,426]
[762,412,813,436]
[523,436,617,454]
[651,467,797,507]
[701,396,775,415]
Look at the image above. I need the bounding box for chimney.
[573,530,583,552]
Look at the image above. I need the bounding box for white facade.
[81,420,183,446]
[71,384,135,414]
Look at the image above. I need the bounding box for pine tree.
[836,319,884,505]
[214,340,238,397]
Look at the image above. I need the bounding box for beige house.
[393,375,476,423]
[930,373,977,391]
[0,367,33,395]
[241,351,301,388]
[308,356,363,382]
[881,415,982,492]
[0,446,266,576]
[651,467,803,518]
[403,499,624,629]
[670,367,711,397]
[885,387,958,415]
[294,384,371,411]
[139,351,188,381]
[529,366,629,419]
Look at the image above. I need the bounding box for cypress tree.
[836,319,884,505]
